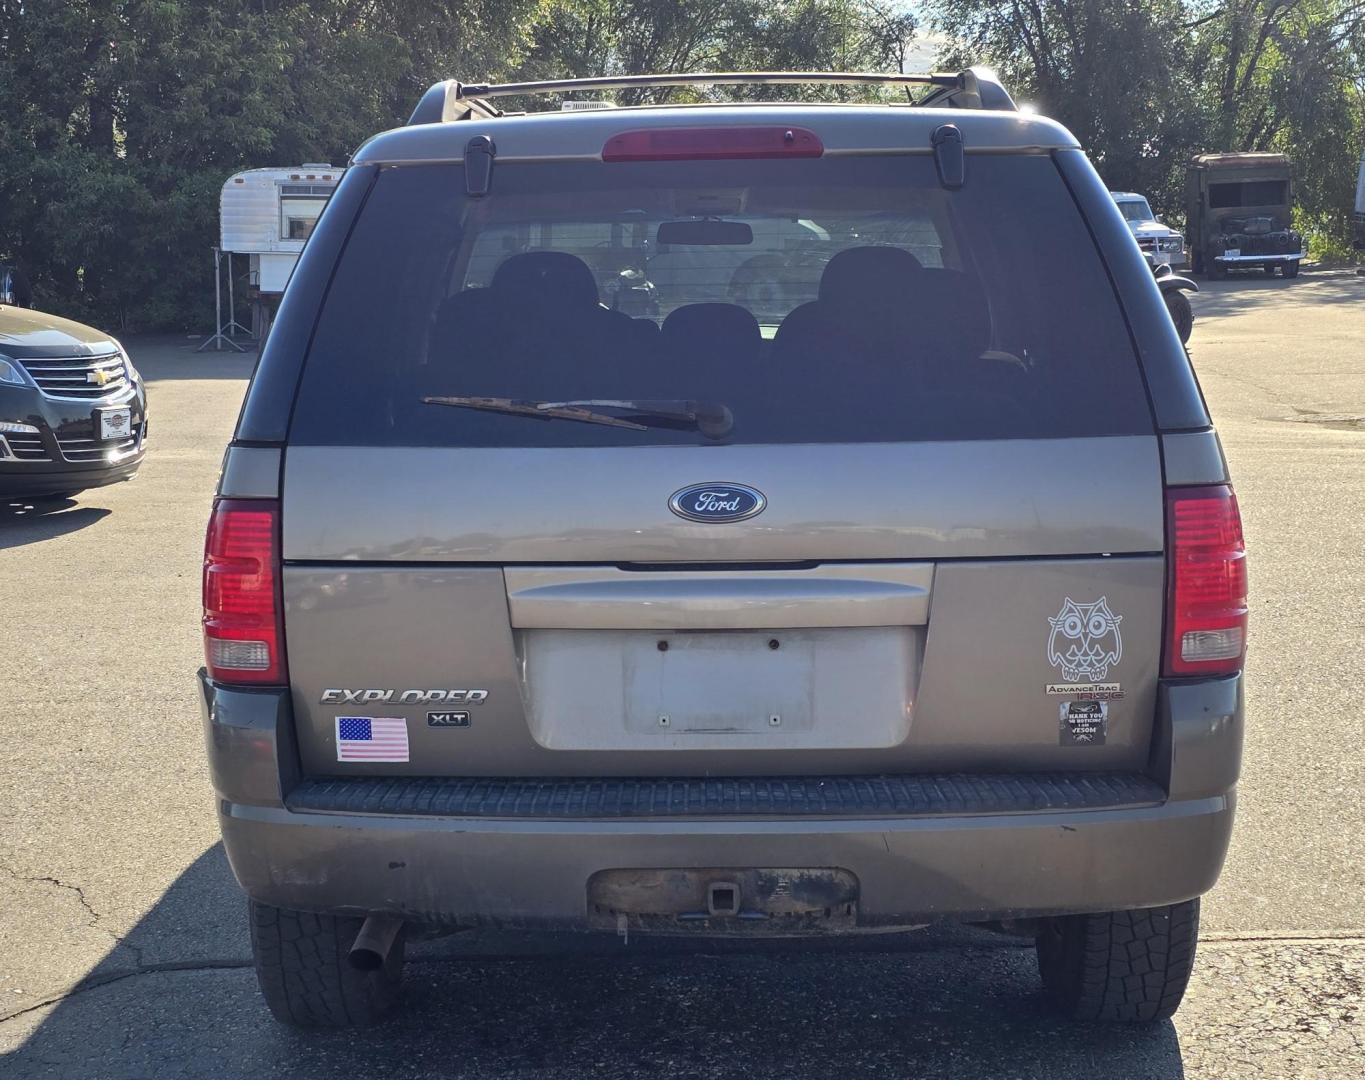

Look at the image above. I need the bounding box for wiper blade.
[540,399,733,438]
[422,396,649,431]
[422,396,734,438]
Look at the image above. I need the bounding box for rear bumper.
[200,672,1242,928]
[1213,250,1305,264]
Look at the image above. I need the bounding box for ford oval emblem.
[668,483,766,523]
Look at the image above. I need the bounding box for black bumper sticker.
[1060,700,1108,745]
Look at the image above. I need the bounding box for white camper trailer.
[219,165,339,335]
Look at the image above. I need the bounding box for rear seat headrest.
[491,251,600,308]
[817,246,924,311]
[662,302,761,346]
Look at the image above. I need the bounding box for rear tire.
[1036,899,1200,1022]
[1282,259,1300,278]
[1208,257,1227,280]
[248,900,405,1028]
[1163,290,1194,344]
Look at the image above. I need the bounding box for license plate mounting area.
[521,627,916,751]
[97,406,132,441]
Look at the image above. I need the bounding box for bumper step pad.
[286,772,1164,819]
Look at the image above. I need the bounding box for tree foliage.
[0,0,545,329]
[931,0,1365,249]
[1,0,1361,331]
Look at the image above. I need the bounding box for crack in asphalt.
[0,960,256,1025]
[0,863,144,969]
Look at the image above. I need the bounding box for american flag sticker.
[335,716,409,762]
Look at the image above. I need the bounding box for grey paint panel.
[1162,430,1228,487]
[283,438,1163,563]
[505,563,933,629]
[353,104,1080,165]
[284,555,1163,777]
[218,445,281,499]
[220,794,1232,923]
[910,557,1164,772]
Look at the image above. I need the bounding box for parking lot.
[1,271,1362,1078]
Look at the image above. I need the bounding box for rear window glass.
[290,154,1153,447]
[1209,180,1287,208]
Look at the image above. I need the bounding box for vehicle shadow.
[1190,268,1365,321]
[0,497,110,548]
[1,845,1186,1079]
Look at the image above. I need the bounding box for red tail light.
[203,499,286,685]
[1164,485,1247,677]
[603,126,823,162]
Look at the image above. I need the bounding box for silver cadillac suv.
[200,68,1247,1029]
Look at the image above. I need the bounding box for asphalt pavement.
[1,272,1362,1077]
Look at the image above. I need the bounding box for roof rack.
[407,68,1016,125]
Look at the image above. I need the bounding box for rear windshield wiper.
[422,396,734,438]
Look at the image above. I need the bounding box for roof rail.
[406,67,1016,125]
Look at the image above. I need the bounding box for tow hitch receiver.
[589,868,859,934]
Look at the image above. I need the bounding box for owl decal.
[1047,597,1123,682]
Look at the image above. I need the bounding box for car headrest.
[817,246,924,311]
[662,303,761,349]
[491,251,600,308]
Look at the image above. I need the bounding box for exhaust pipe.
[348,914,404,971]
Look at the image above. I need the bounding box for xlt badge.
[427,711,471,728]
[320,688,489,705]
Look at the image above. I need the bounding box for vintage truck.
[1110,191,1187,268]
[1186,153,1304,278]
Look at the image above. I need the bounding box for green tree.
[928,0,1365,249]
[927,0,1208,215]
[0,0,542,330]
[516,2,917,102]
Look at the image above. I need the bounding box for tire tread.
[1037,899,1200,1022]
[248,900,402,1028]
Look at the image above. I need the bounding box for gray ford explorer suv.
[201,68,1247,1030]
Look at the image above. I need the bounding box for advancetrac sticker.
[1059,701,1108,745]
[1046,682,1125,700]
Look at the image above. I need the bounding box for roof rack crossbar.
[460,71,959,99]
[407,68,1016,126]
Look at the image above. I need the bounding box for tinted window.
[290,155,1153,447]
[1209,180,1288,208]
[1115,198,1154,222]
